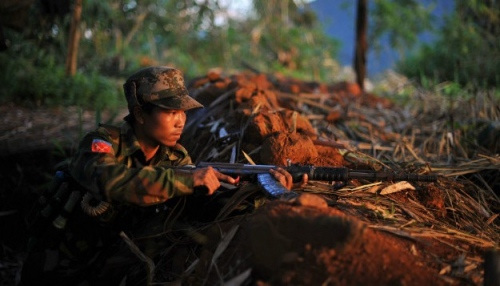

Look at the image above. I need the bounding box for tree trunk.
[65,0,82,76]
[354,0,367,92]
[0,26,7,51]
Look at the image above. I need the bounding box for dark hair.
[124,102,158,124]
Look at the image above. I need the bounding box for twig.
[120,231,155,285]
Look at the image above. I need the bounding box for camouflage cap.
[123,66,203,111]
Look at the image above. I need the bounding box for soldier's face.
[142,107,186,147]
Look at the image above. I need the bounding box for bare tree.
[65,0,82,76]
[354,0,367,92]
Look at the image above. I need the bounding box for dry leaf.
[242,150,257,165]
[486,213,498,225]
[439,265,451,275]
[410,244,418,256]
[183,259,199,275]
[367,185,382,193]
[224,268,252,286]
[380,181,415,195]
[212,225,240,265]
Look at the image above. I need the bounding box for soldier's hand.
[192,167,238,195]
[269,167,308,190]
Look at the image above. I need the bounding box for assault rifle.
[191,162,438,199]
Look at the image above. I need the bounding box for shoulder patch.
[91,139,113,153]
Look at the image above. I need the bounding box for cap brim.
[151,94,204,111]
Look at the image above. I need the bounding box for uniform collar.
[165,145,180,161]
[120,121,143,157]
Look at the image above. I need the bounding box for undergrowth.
[0,52,125,111]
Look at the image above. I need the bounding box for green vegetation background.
[0,0,498,111]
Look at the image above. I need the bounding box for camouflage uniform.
[20,67,205,285]
[70,121,195,206]
[72,66,203,207]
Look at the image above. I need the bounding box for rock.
[260,132,318,165]
[295,193,328,209]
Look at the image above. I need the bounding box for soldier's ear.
[133,106,144,124]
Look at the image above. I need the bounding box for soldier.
[20,66,301,285]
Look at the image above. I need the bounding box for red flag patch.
[91,139,112,153]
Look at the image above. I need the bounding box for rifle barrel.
[348,170,437,182]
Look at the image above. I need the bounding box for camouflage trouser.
[20,237,150,286]
[20,195,223,285]
[20,199,191,285]
[20,205,152,286]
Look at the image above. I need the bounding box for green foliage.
[371,0,435,56]
[0,2,125,110]
[1,0,341,109]
[78,0,340,80]
[397,0,499,90]
[4,0,497,109]
[239,0,340,81]
[0,50,124,110]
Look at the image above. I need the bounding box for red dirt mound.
[191,199,448,285]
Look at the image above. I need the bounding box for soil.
[191,200,455,286]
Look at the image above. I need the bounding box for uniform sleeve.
[69,133,194,206]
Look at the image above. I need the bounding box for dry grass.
[2,73,498,285]
[180,76,499,284]
[300,88,499,246]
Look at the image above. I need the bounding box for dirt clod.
[260,132,318,165]
[295,193,328,209]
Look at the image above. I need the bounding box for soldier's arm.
[69,134,195,206]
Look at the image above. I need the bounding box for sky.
[220,0,315,18]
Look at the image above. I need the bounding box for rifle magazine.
[257,173,298,200]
